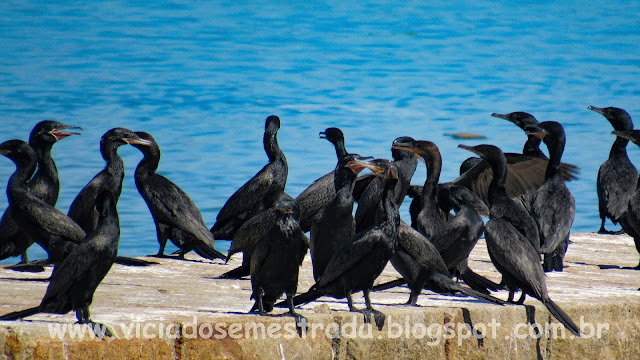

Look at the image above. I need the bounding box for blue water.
[1,1,640,263]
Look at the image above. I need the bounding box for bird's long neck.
[380,178,400,247]
[7,155,37,204]
[523,136,546,159]
[332,138,348,159]
[31,142,57,182]
[487,156,508,208]
[421,152,442,203]
[101,142,125,176]
[264,129,284,163]
[135,148,160,178]
[610,137,630,160]
[334,164,358,194]
[545,138,564,180]
[394,157,417,205]
[28,141,59,204]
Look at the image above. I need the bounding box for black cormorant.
[611,130,640,268]
[296,127,348,232]
[392,140,501,293]
[284,159,399,330]
[460,144,581,337]
[526,122,575,272]
[0,190,120,339]
[131,131,225,260]
[354,137,417,232]
[0,140,85,262]
[0,121,80,263]
[491,112,546,158]
[310,154,372,281]
[67,127,152,232]
[221,191,293,279]
[249,198,309,333]
[210,115,288,240]
[589,105,637,234]
[390,221,504,306]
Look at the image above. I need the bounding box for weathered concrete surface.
[1,233,639,359]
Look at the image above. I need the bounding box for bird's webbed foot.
[404,290,420,307]
[149,252,170,258]
[87,321,114,339]
[360,308,386,330]
[76,308,113,339]
[597,226,624,235]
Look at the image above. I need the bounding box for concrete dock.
[1,233,639,359]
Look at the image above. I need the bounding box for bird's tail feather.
[193,243,227,261]
[0,306,40,321]
[371,278,407,292]
[544,298,581,337]
[460,268,503,293]
[274,288,322,308]
[115,256,158,266]
[456,286,506,305]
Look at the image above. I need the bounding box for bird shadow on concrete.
[524,304,544,360]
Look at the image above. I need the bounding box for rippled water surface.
[2,1,640,262]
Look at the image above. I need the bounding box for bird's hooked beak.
[364,159,398,179]
[491,113,511,121]
[458,144,480,156]
[125,135,153,146]
[392,141,425,164]
[51,125,82,141]
[346,156,374,173]
[319,131,327,140]
[588,105,605,116]
[524,125,546,140]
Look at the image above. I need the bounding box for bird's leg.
[75,307,88,323]
[346,290,357,311]
[257,288,266,314]
[363,289,386,330]
[507,290,515,303]
[406,292,419,306]
[287,292,307,337]
[347,291,371,324]
[516,291,527,305]
[19,251,29,264]
[598,220,624,235]
[151,226,169,257]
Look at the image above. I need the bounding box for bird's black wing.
[296,171,335,230]
[228,208,279,257]
[68,172,110,231]
[451,154,563,205]
[215,165,274,223]
[597,160,638,221]
[354,177,383,225]
[141,174,216,250]
[485,218,546,299]
[25,201,85,243]
[397,221,450,275]
[531,180,575,253]
[352,173,376,202]
[316,229,384,288]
